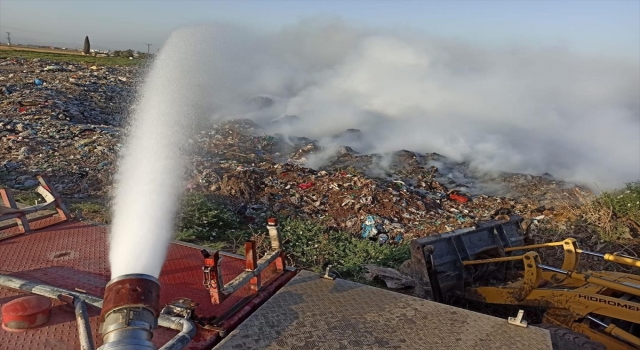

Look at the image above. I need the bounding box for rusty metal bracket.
[245,240,261,292]
[0,175,70,235]
[202,250,225,304]
[202,218,289,305]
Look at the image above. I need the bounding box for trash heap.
[1,58,139,197]
[1,57,596,243]
[184,119,593,242]
[1,57,139,125]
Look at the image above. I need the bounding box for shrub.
[598,182,640,222]
[576,181,640,241]
[173,197,410,282]
[278,217,410,280]
[176,193,240,242]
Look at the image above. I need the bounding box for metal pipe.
[539,265,640,297]
[578,250,640,268]
[158,315,196,350]
[603,253,640,268]
[586,315,640,348]
[98,274,160,350]
[0,274,104,307]
[538,264,565,274]
[586,315,608,328]
[461,255,525,265]
[579,250,605,258]
[74,297,96,350]
[503,241,564,252]
[0,274,196,350]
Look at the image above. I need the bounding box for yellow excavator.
[408,216,640,349]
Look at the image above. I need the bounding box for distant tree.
[83,36,90,55]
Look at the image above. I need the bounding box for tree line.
[83,36,154,59]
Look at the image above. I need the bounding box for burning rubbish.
[1,54,601,244]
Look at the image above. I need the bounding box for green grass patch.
[68,200,110,223]
[12,191,42,205]
[276,217,410,281]
[598,182,640,223]
[174,194,410,282]
[576,181,640,241]
[0,49,144,66]
[175,193,249,252]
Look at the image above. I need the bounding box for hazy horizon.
[1,0,639,60]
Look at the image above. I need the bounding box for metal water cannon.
[98,274,161,350]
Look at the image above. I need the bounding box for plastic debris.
[44,65,63,71]
[377,233,389,244]
[448,192,469,203]
[298,182,314,190]
[361,215,378,239]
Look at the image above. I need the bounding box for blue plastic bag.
[361,215,378,239]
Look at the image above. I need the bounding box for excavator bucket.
[408,215,526,300]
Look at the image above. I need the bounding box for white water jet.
[108,26,223,278]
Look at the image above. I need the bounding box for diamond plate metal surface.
[0,221,281,349]
[0,214,66,240]
[215,270,553,350]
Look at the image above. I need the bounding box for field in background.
[0,44,86,55]
[0,46,143,66]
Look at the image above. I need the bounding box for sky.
[0,0,639,58]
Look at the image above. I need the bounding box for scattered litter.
[448,192,469,203]
[298,182,314,190]
[361,215,378,239]
[44,65,63,71]
[0,56,594,244]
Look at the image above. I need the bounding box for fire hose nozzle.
[98,274,161,350]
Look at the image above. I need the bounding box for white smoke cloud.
[175,19,638,190]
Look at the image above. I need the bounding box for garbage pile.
[0,58,139,197]
[0,57,594,242]
[1,57,139,126]
[185,119,593,241]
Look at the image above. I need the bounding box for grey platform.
[214,270,552,349]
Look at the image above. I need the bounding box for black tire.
[535,324,606,350]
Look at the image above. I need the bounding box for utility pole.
[6,32,11,46]
[145,43,152,54]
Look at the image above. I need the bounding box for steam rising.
[214,19,639,189]
[109,19,638,277]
